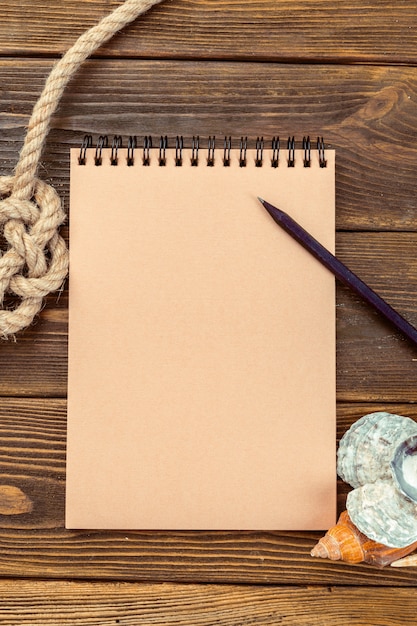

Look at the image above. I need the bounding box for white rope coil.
[0,0,164,337]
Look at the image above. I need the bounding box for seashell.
[311,511,367,563]
[391,553,417,567]
[391,434,417,503]
[311,510,417,566]
[361,538,417,568]
[337,412,417,488]
[347,479,417,548]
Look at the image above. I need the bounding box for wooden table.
[1,1,417,623]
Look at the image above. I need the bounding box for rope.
[0,0,164,338]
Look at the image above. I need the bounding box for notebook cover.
[66,146,336,530]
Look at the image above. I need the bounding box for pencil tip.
[257,197,265,204]
[260,198,285,222]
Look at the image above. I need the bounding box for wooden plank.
[1,0,417,65]
[1,398,417,585]
[0,579,416,625]
[336,233,417,402]
[1,232,416,400]
[0,308,67,397]
[1,59,417,230]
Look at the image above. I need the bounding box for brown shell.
[391,553,417,567]
[363,540,417,568]
[311,511,366,564]
[311,510,417,567]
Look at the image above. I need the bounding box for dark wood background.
[1,0,417,623]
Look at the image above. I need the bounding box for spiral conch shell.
[311,510,417,566]
[337,412,417,553]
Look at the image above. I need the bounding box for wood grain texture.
[336,233,417,402]
[2,59,417,230]
[1,398,417,585]
[0,308,67,397]
[0,486,33,515]
[3,0,417,603]
[0,579,416,626]
[1,0,417,65]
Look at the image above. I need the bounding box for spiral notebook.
[66,136,336,530]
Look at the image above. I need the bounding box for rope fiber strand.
[0,0,164,338]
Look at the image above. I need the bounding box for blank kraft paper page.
[66,144,336,530]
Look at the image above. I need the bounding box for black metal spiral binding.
[239,136,247,167]
[78,135,327,168]
[207,136,215,167]
[317,136,327,168]
[78,134,92,165]
[191,136,199,166]
[94,135,108,166]
[175,136,183,166]
[159,136,168,166]
[127,136,136,166]
[110,135,122,166]
[223,136,231,166]
[255,137,264,167]
[143,135,152,165]
[287,136,295,167]
[271,137,279,168]
[303,136,311,168]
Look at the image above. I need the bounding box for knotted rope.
[0,0,164,338]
